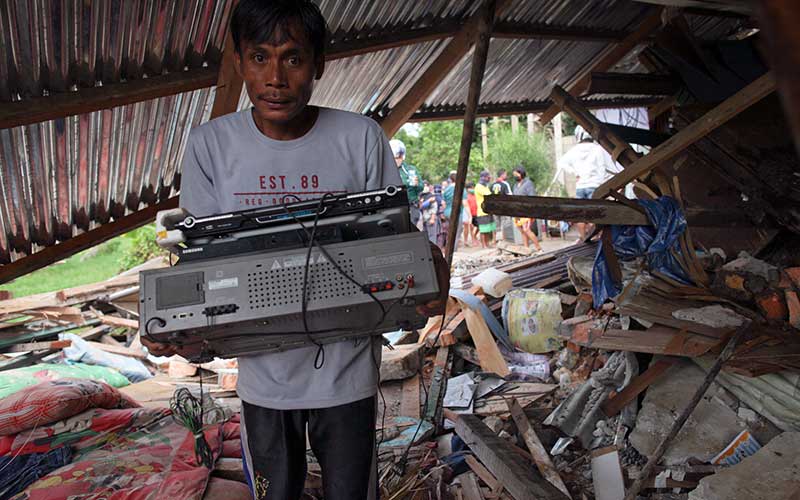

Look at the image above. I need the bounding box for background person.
[511,166,543,252]
[474,170,495,248]
[390,139,424,227]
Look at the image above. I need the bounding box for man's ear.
[233,50,244,79]
[314,56,325,80]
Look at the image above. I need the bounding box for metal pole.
[445,0,496,265]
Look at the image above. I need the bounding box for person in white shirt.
[557,125,621,240]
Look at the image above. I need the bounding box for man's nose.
[265,61,287,87]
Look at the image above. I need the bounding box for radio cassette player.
[139,186,439,362]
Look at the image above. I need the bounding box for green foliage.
[393,120,484,184]
[119,224,168,271]
[486,127,553,192]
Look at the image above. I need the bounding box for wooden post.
[527,113,536,136]
[210,8,244,120]
[482,120,490,160]
[511,115,520,134]
[553,113,564,163]
[757,1,800,157]
[445,0,496,265]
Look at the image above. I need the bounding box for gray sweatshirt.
[179,107,401,409]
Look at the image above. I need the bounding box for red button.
[385,282,394,290]
[370,286,379,293]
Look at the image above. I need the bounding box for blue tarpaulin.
[592,196,693,308]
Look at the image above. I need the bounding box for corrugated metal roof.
[0,0,747,267]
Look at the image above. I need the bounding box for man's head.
[574,125,593,143]
[513,166,526,182]
[449,171,457,183]
[479,170,491,185]
[390,139,406,167]
[497,169,507,181]
[231,0,327,127]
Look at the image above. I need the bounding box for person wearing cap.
[474,170,495,248]
[389,139,424,227]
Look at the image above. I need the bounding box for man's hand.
[140,335,178,357]
[417,241,450,317]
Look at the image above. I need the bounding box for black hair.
[449,172,457,183]
[496,168,506,178]
[513,166,527,178]
[231,0,328,59]
[466,181,475,188]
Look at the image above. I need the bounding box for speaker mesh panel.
[247,258,360,310]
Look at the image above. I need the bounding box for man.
[511,166,543,252]
[474,170,495,248]
[390,139,424,227]
[557,125,613,241]
[490,169,512,241]
[141,2,449,499]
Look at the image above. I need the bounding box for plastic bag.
[61,333,152,383]
[502,288,563,353]
[593,196,692,308]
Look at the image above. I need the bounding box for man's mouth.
[259,96,293,109]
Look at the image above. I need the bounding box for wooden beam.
[756,1,800,158]
[508,398,571,499]
[482,195,772,228]
[379,0,511,138]
[550,85,641,166]
[602,358,677,416]
[592,72,777,199]
[0,197,177,285]
[587,72,681,96]
[539,8,666,125]
[632,0,752,16]
[408,97,662,122]
[492,22,627,42]
[455,415,568,500]
[327,21,462,60]
[444,0,497,266]
[605,123,670,147]
[0,67,219,130]
[210,2,243,119]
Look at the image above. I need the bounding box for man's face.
[499,173,507,181]
[513,173,522,182]
[394,156,404,167]
[234,22,324,127]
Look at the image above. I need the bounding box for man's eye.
[287,57,300,66]
[253,54,265,63]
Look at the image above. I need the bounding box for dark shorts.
[576,187,596,199]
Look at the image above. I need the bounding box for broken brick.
[786,290,800,330]
[756,291,788,322]
[786,267,800,288]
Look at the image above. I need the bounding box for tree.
[393,120,484,184]
[486,127,553,192]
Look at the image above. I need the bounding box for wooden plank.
[400,374,421,419]
[86,341,148,360]
[379,0,511,137]
[508,398,571,499]
[98,315,140,330]
[482,195,765,228]
[562,325,720,357]
[0,67,219,130]
[539,8,665,124]
[461,472,486,500]
[0,274,140,315]
[5,340,71,353]
[601,358,677,416]
[465,455,503,494]
[634,0,751,15]
[587,72,680,96]
[455,415,568,500]
[593,72,777,199]
[492,22,628,42]
[0,199,176,285]
[424,346,452,429]
[458,302,510,377]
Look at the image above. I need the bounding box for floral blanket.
[0,379,223,500]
